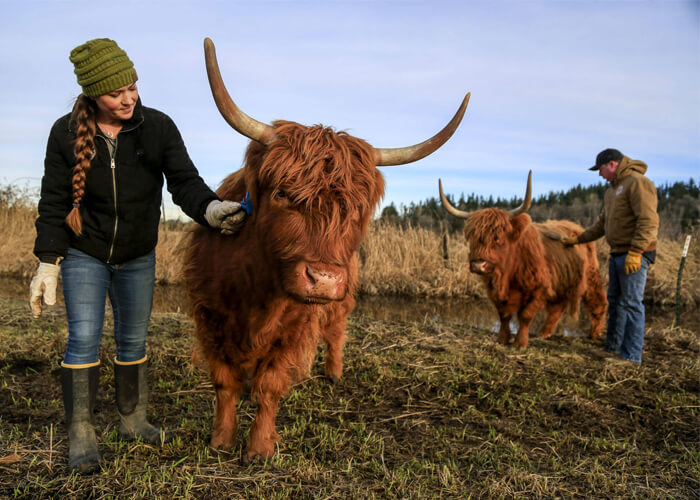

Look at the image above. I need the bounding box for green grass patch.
[0,296,697,498]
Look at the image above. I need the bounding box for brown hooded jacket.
[577,156,659,254]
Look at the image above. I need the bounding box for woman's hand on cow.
[205,200,246,235]
[29,262,60,318]
[561,236,578,247]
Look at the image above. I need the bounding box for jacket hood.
[615,156,648,182]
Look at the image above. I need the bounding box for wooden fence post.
[441,221,450,268]
[675,234,692,328]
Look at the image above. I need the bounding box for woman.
[29,38,244,474]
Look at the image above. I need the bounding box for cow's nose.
[304,265,345,299]
[470,260,489,274]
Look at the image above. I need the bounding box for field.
[1,188,698,497]
[3,190,699,309]
[1,294,698,498]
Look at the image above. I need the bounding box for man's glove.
[29,262,60,318]
[205,200,246,235]
[561,235,578,247]
[624,250,643,274]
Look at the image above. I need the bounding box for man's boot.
[114,357,173,445]
[61,362,101,474]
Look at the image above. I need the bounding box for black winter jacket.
[34,99,219,264]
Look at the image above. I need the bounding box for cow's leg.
[246,358,289,461]
[583,281,608,340]
[209,358,245,451]
[495,291,521,345]
[540,302,566,339]
[497,312,512,345]
[322,319,346,383]
[321,298,353,383]
[514,296,544,348]
[513,319,531,348]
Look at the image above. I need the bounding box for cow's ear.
[509,213,532,241]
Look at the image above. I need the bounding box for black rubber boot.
[114,359,173,445]
[61,364,101,474]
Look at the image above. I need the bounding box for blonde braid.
[66,94,97,235]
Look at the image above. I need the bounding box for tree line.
[380,179,700,240]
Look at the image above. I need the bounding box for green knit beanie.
[69,38,137,97]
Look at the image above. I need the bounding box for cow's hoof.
[244,434,278,464]
[243,447,275,465]
[325,373,341,385]
[242,452,272,466]
[209,435,236,452]
[208,444,235,456]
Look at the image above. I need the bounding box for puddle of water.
[352,294,595,337]
[353,294,498,328]
[5,275,684,337]
[1,276,582,337]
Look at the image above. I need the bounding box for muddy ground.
[0,295,698,498]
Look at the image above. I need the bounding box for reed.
[131,221,700,309]
[0,185,38,277]
[358,221,483,298]
[1,186,698,308]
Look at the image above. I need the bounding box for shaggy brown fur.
[464,209,607,348]
[184,121,384,461]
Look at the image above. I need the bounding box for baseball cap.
[589,148,623,171]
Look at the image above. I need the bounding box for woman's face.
[94,82,138,123]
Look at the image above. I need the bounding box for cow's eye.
[272,189,292,208]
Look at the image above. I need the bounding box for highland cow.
[184,38,469,461]
[439,171,607,348]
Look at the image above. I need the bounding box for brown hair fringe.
[66,94,97,235]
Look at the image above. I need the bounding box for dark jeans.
[606,252,650,363]
[61,248,155,366]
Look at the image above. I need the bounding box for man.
[563,148,658,365]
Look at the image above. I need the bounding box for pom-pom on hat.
[69,38,137,97]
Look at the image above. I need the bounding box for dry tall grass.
[358,221,482,298]
[2,190,698,308]
[0,186,38,277]
[360,221,700,309]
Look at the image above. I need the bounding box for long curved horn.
[375,93,470,166]
[439,178,471,219]
[508,170,532,216]
[204,38,277,144]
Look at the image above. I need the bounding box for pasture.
[1,293,697,498]
[1,187,698,497]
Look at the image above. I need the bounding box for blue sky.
[1,0,698,218]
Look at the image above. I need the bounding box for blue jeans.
[606,252,650,363]
[61,248,156,366]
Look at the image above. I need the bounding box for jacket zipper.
[106,140,119,263]
[92,111,141,263]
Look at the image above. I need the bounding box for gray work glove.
[29,262,60,318]
[205,200,246,235]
